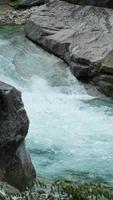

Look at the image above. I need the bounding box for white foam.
[0,30,113,183]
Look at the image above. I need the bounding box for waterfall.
[0,25,113,184]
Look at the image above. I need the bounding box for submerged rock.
[0,81,36,190]
[25,0,113,97]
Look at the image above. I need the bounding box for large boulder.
[60,0,113,9]
[25,0,113,97]
[0,81,36,190]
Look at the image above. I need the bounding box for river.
[0,25,113,185]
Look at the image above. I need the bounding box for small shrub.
[47,180,113,200]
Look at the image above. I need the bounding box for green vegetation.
[1,179,113,200]
[48,180,113,200]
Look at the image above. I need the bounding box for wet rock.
[0,0,45,7]
[70,62,90,81]
[0,182,20,196]
[61,0,113,9]
[100,50,113,74]
[17,0,45,8]
[94,74,113,84]
[94,79,113,97]
[0,81,36,191]
[93,74,113,97]
[25,0,113,97]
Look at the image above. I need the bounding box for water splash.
[0,26,113,184]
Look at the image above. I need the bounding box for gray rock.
[0,0,10,4]
[5,142,36,191]
[0,81,36,191]
[0,182,20,196]
[93,75,113,97]
[25,0,113,97]
[70,62,90,81]
[94,74,113,84]
[100,50,113,74]
[60,0,113,8]
[17,0,45,8]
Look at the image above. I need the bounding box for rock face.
[17,0,45,8]
[0,81,36,190]
[61,0,113,8]
[25,0,113,97]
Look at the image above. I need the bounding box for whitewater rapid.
[0,26,113,184]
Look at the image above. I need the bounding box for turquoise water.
[0,26,113,184]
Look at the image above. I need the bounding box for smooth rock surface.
[25,0,113,97]
[0,81,36,190]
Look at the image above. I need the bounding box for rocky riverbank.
[1,0,113,97]
[1,0,113,195]
[0,5,40,25]
[1,0,113,26]
[24,0,113,97]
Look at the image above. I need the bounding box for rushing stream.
[0,25,113,184]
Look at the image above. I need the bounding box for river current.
[0,26,113,184]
